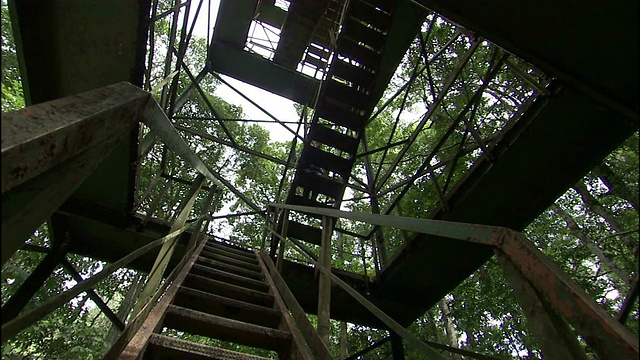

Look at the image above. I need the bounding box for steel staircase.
[122,239,309,359]
[274,0,401,249]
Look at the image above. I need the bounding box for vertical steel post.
[494,248,589,360]
[276,209,289,272]
[390,332,406,360]
[131,174,205,318]
[317,215,333,345]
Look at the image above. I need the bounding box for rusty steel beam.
[1,82,151,266]
[494,248,588,360]
[268,203,501,247]
[497,229,639,360]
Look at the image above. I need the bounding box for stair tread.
[196,256,264,280]
[205,242,256,257]
[164,305,292,353]
[175,286,282,328]
[191,264,269,293]
[184,274,274,307]
[147,334,271,360]
[200,250,262,271]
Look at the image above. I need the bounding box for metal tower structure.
[2,0,638,358]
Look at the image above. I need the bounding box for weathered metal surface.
[60,259,125,331]
[131,174,205,318]
[209,42,320,107]
[10,0,149,224]
[617,273,639,324]
[163,305,292,352]
[1,224,195,343]
[146,334,270,360]
[317,216,333,345]
[1,83,150,266]
[312,246,447,360]
[1,82,148,194]
[273,0,331,70]
[112,234,207,360]
[269,203,502,246]
[257,252,314,360]
[494,248,588,360]
[344,336,392,360]
[498,230,639,360]
[258,251,333,360]
[378,83,636,325]
[142,104,223,188]
[390,332,405,360]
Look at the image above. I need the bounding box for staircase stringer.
[105,233,209,360]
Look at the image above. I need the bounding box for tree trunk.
[592,162,639,212]
[551,204,631,284]
[438,298,462,360]
[107,273,145,345]
[573,181,637,252]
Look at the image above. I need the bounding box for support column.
[131,174,205,318]
[390,332,405,360]
[494,249,588,360]
[317,215,333,345]
[276,209,289,272]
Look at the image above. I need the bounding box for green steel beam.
[1,83,150,266]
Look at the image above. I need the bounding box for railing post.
[494,248,588,360]
[276,209,289,272]
[317,215,333,345]
[131,173,205,318]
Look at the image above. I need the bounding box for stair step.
[285,194,332,214]
[350,0,392,31]
[191,264,269,293]
[295,170,344,201]
[175,286,282,329]
[199,250,262,272]
[184,274,275,308]
[307,124,360,155]
[299,146,354,180]
[146,334,271,360]
[205,242,256,259]
[316,98,368,130]
[342,17,387,50]
[325,80,371,108]
[196,256,264,281]
[331,58,376,90]
[201,245,259,265]
[286,220,323,245]
[337,37,381,71]
[164,305,292,354]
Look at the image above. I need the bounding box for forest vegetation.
[1,1,637,358]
